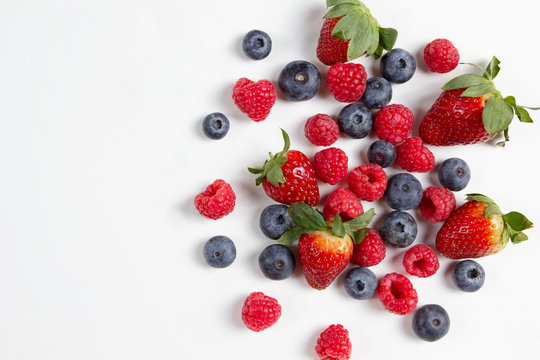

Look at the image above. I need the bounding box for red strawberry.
[249,129,319,206]
[232,77,276,122]
[436,194,533,259]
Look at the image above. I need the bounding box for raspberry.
[424,38,460,74]
[327,62,367,103]
[313,147,348,185]
[323,187,363,222]
[304,114,340,146]
[194,179,236,220]
[351,228,386,267]
[377,272,418,315]
[232,77,277,122]
[315,324,352,360]
[403,245,440,278]
[418,186,456,223]
[347,164,387,202]
[241,292,281,332]
[374,104,414,145]
[396,137,435,173]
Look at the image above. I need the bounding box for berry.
[412,304,450,342]
[315,324,352,360]
[241,292,281,332]
[373,104,414,145]
[232,77,276,122]
[377,272,418,315]
[380,210,417,248]
[385,173,423,210]
[203,235,236,268]
[423,38,459,73]
[403,244,440,278]
[316,17,349,66]
[327,62,367,103]
[396,137,435,173]
[194,179,236,220]
[323,187,363,222]
[313,147,349,185]
[380,48,416,83]
[258,244,296,280]
[452,260,485,292]
[350,228,386,267]
[278,60,321,101]
[305,114,340,146]
[361,76,392,109]
[347,164,387,202]
[242,29,272,60]
[259,204,295,239]
[344,267,377,300]
[202,112,230,139]
[367,140,396,168]
[418,186,456,223]
[438,158,471,191]
[337,103,373,139]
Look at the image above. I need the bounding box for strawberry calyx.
[248,128,291,186]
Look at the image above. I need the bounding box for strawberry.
[436,194,533,259]
[248,129,319,206]
[278,203,375,290]
[419,56,536,146]
[316,0,398,66]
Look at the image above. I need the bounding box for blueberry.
[412,304,450,342]
[337,103,373,139]
[203,236,236,268]
[202,112,230,139]
[278,60,321,101]
[361,77,392,109]
[259,204,295,239]
[380,211,417,248]
[452,260,485,292]
[438,158,471,191]
[258,244,296,280]
[344,267,377,300]
[380,48,416,84]
[385,173,423,210]
[242,30,272,60]
[367,140,396,168]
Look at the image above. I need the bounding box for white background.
[1,0,539,359]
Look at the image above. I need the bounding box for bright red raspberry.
[241,292,281,332]
[315,324,352,360]
[403,244,440,278]
[418,186,456,223]
[424,38,460,74]
[194,179,236,220]
[347,164,387,202]
[323,187,363,222]
[396,137,435,173]
[351,228,386,267]
[305,114,340,146]
[374,104,414,145]
[313,147,348,185]
[327,62,367,103]
[232,77,277,122]
[377,272,418,315]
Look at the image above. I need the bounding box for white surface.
[1,0,539,359]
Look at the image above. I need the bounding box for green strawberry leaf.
[484,203,502,218]
[288,202,327,231]
[332,214,346,238]
[326,0,358,7]
[279,128,290,153]
[460,83,497,98]
[466,193,495,204]
[343,208,376,236]
[353,228,370,244]
[325,3,358,18]
[503,211,533,231]
[332,13,364,40]
[510,231,528,244]
[484,56,501,80]
[248,167,263,174]
[482,96,515,136]
[277,227,310,247]
[265,158,287,186]
[497,127,510,147]
[515,106,533,123]
[442,74,491,91]
[373,44,384,59]
[378,27,397,51]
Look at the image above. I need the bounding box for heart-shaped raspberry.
[232,77,277,122]
[396,137,435,173]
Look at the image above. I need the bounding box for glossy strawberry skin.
[316,18,349,66]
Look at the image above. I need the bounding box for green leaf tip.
[343,208,376,236]
[331,214,346,237]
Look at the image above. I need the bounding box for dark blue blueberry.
[380,48,416,84]
[361,77,392,109]
[367,140,396,168]
[438,158,471,191]
[337,103,373,139]
[379,211,417,248]
[259,204,295,239]
[412,304,450,342]
[278,60,321,101]
[202,112,230,140]
[242,30,272,60]
[344,267,377,300]
[203,236,236,268]
[258,244,296,280]
[385,173,423,210]
[452,260,485,292]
